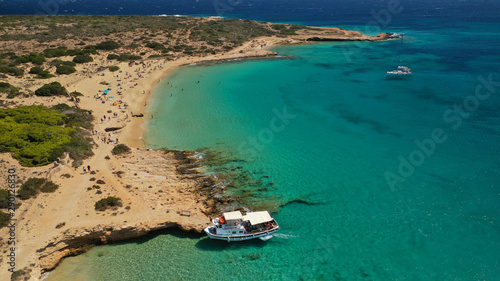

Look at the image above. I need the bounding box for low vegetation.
[56,64,76,75]
[34,82,67,96]
[107,53,142,61]
[0,189,10,208]
[29,66,55,78]
[112,144,131,155]
[0,15,316,62]
[73,54,93,63]
[18,177,59,200]
[95,196,122,211]
[95,40,121,50]
[0,210,9,228]
[0,105,94,166]
[0,82,20,98]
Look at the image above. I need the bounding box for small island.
[0,15,389,280]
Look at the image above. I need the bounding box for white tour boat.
[204,210,279,242]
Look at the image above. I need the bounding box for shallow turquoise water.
[48,22,500,281]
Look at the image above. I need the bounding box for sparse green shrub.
[69,91,83,97]
[0,66,24,76]
[43,47,67,58]
[18,178,45,200]
[0,82,20,98]
[95,41,121,50]
[73,54,93,63]
[109,66,119,72]
[52,60,76,67]
[0,190,10,208]
[15,52,45,65]
[95,196,122,211]
[29,66,43,74]
[0,211,10,228]
[30,67,54,78]
[66,49,85,56]
[112,144,131,155]
[34,82,67,96]
[40,181,59,193]
[56,64,76,75]
[107,54,120,60]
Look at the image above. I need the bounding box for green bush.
[29,66,43,74]
[43,47,67,58]
[109,66,119,72]
[66,49,85,56]
[56,64,76,75]
[52,60,76,67]
[40,181,59,193]
[108,54,142,61]
[0,82,20,98]
[73,54,93,63]
[0,190,10,208]
[15,52,45,65]
[29,67,54,78]
[83,46,99,55]
[112,144,131,155]
[70,91,83,97]
[95,196,122,211]
[18,178,45,200]
[51,103,72,112]
[0,66,24,76]
[145,42,164,49]
[107,54,120,60]
[18,178,59,198]
[34,82,67,96]
[95,41,121,50]
[0,211,10,228]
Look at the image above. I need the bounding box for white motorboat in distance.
[386,66,412,77]
[204,210,279,242]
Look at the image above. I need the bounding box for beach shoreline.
[0,21,391,280]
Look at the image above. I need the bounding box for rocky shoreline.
[34,148,230,273]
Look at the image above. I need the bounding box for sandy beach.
[0,24,389,280]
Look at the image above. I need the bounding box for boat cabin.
[213,211,276,236]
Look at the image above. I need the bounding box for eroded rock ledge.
[38,221,181,271]
[36,149,233,272]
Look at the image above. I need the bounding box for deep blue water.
[1,0,500,24]
[8,1,498,280]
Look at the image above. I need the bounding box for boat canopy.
[243,211,273,225]
[223,211,243,220]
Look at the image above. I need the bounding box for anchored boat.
[386,34,412,78]
[386,66,412,77]
[204,210,279,242]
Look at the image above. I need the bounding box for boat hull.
[386,73,412,78]
[204,226,279,242]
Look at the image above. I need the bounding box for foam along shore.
[0,26,390,280]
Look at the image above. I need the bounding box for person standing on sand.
[87,165,91,172]
[83,167,86,173]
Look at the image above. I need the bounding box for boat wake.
[272,233,298,239]
[259,235,274,241]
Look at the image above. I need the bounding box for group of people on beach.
[82,165,91,173]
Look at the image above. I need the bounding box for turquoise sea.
[48,11,499,281]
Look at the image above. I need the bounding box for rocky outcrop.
[37,221,198,271]
[304,32,392,42]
